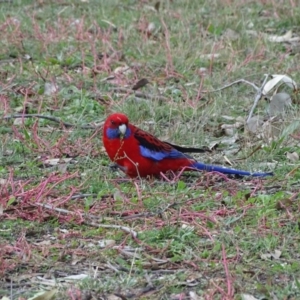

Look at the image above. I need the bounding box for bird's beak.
[119,124,127,138]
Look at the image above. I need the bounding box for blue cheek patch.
[106,128,120,139]
[139,146,185,161]
[106,127,131,139]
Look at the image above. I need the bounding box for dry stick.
[160,15,174,74]
[233,144,264,161]
[2,114,101,129]
[70,193,98,200]
[205,75,269,124]
[222,244,234,298]
[122,201,179,220]
[111,87,168,102]
[34,202,138,238]
[207,79,260,93]
[246,74,269,123]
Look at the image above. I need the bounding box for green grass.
[1,0,300,299]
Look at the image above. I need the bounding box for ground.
[1,0,300,299]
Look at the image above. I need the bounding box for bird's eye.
[110,120,116,125]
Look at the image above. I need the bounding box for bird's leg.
[109,163,127,172]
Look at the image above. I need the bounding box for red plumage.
[102,113,273,178]
[102,113,195,177]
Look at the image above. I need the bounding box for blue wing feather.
[139,145,186,161]
[134,127,189,161]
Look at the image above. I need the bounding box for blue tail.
[192,162,273,177]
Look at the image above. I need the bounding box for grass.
[1,0,300,299]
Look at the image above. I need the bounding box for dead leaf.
[223,128,235,136]
[246,116,264,133]
[221,120,244,136]
[199,67,207,75]
[207,141,219,150]
[132,78,149,90]
[276,198,293,210]
[241,294,259,300]
[222,28,239,41]
[98,239,116,248]
[268,30,293,42]
[3,150,13,156]
[261,117,282,142]
[261,249,282,260]
[147,22,156,34]
[113,65,132,75]
[0,178,8,185]
[272,249,282,259]
[43,158,73,166]
[154,1,160,12]
[260,253,271,260]
[286,151,299,162]
[189,291,201,300]
[59,274,89,281]
[220,133,238,145]
[268,92,292,116]
[44,158,60,166]
[200,53,220,60]
[34,240,51,246]
[221,122,244,130]
[246,30,258,37]
[263,74,297,95]
[107,295,123,300]
[181,224,195,231]
[57,164,68,173]
[13,118,25,126]
[44,82,58,96]
[224,148,240,156]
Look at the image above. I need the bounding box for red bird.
[102,113,273,178]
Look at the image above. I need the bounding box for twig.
[34,202,138,238]
[233,145,263,161]
[35,203,71,215]
[1,114,102,129]
[88,222,137,238]
[122,201,179,220]
[111,87,168,102]
[246,74,269,123]
[207,79,260,93]
[206,75,270,124]
[160,15,174,74]
[222,244,234,298]
[70,193,98,200]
